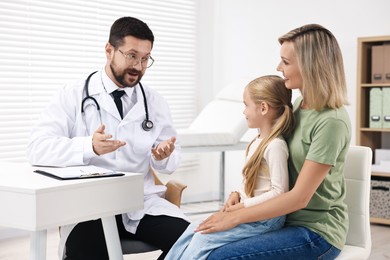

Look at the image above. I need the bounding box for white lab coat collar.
[86,69,141,121]
[101,68,135,98]
[86,69,135,97]
[85,70,104,96]
[124,86,144,122]
[101,69,146,121]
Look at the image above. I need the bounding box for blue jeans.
[165,216,285,260]
[207,226,341,260]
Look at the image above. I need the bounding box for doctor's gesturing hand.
[92,124,126,155]
[151,137,176,161]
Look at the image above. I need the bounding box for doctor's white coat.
[26,69,189,258]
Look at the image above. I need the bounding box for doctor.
[27,16,190,260]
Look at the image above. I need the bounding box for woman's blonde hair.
[278,24,348,110]
[243,75,294,197]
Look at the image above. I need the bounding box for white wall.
[206,0,390,200]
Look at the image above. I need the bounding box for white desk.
[182,142,248,202]
[0,162,143,260]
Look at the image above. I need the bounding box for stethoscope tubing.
[81,71,153,131]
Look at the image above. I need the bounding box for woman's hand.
[195,211,240,234]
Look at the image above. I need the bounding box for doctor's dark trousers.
[64,214,190,260]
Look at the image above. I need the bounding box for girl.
[165,75,294,260]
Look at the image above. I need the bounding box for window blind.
[0,0,198,168]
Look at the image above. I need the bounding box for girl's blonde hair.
[243,75,294,197]
[278,24,348,110]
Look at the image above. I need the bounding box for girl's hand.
[225,202,244,212]
[221,191,240,212]
[195,211,239,234]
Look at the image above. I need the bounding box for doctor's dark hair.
[109,17,154,48]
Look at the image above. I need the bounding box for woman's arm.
[196,160,331,234]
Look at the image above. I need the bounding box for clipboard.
[33,165,125,180]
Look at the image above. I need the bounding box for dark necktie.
[112,90,126,119]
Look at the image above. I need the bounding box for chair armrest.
[165,180,187,207]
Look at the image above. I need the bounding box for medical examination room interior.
[0,0,390,259]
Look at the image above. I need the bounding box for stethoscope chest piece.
[142,119,153,131]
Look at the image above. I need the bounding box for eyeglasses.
[118,49,154,68]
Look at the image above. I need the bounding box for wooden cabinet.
[356,36,390,225]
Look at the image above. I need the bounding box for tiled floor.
[369,224,390,259]
[0,201,389,260]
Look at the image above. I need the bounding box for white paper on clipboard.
[33,165,124,180]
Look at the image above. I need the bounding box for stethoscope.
[81,71,154,131]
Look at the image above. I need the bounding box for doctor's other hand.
[92,125,126,155]
[151,137,176,161]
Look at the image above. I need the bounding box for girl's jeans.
[165,216,285,260]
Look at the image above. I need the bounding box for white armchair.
[336,145,372,259]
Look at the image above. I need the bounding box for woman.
[200,24,351,259]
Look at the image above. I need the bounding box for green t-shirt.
[286,96,351,250]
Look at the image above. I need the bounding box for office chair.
[120,169,187,254]
[336,145,372,259]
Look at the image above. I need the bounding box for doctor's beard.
[110,64,144,88]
